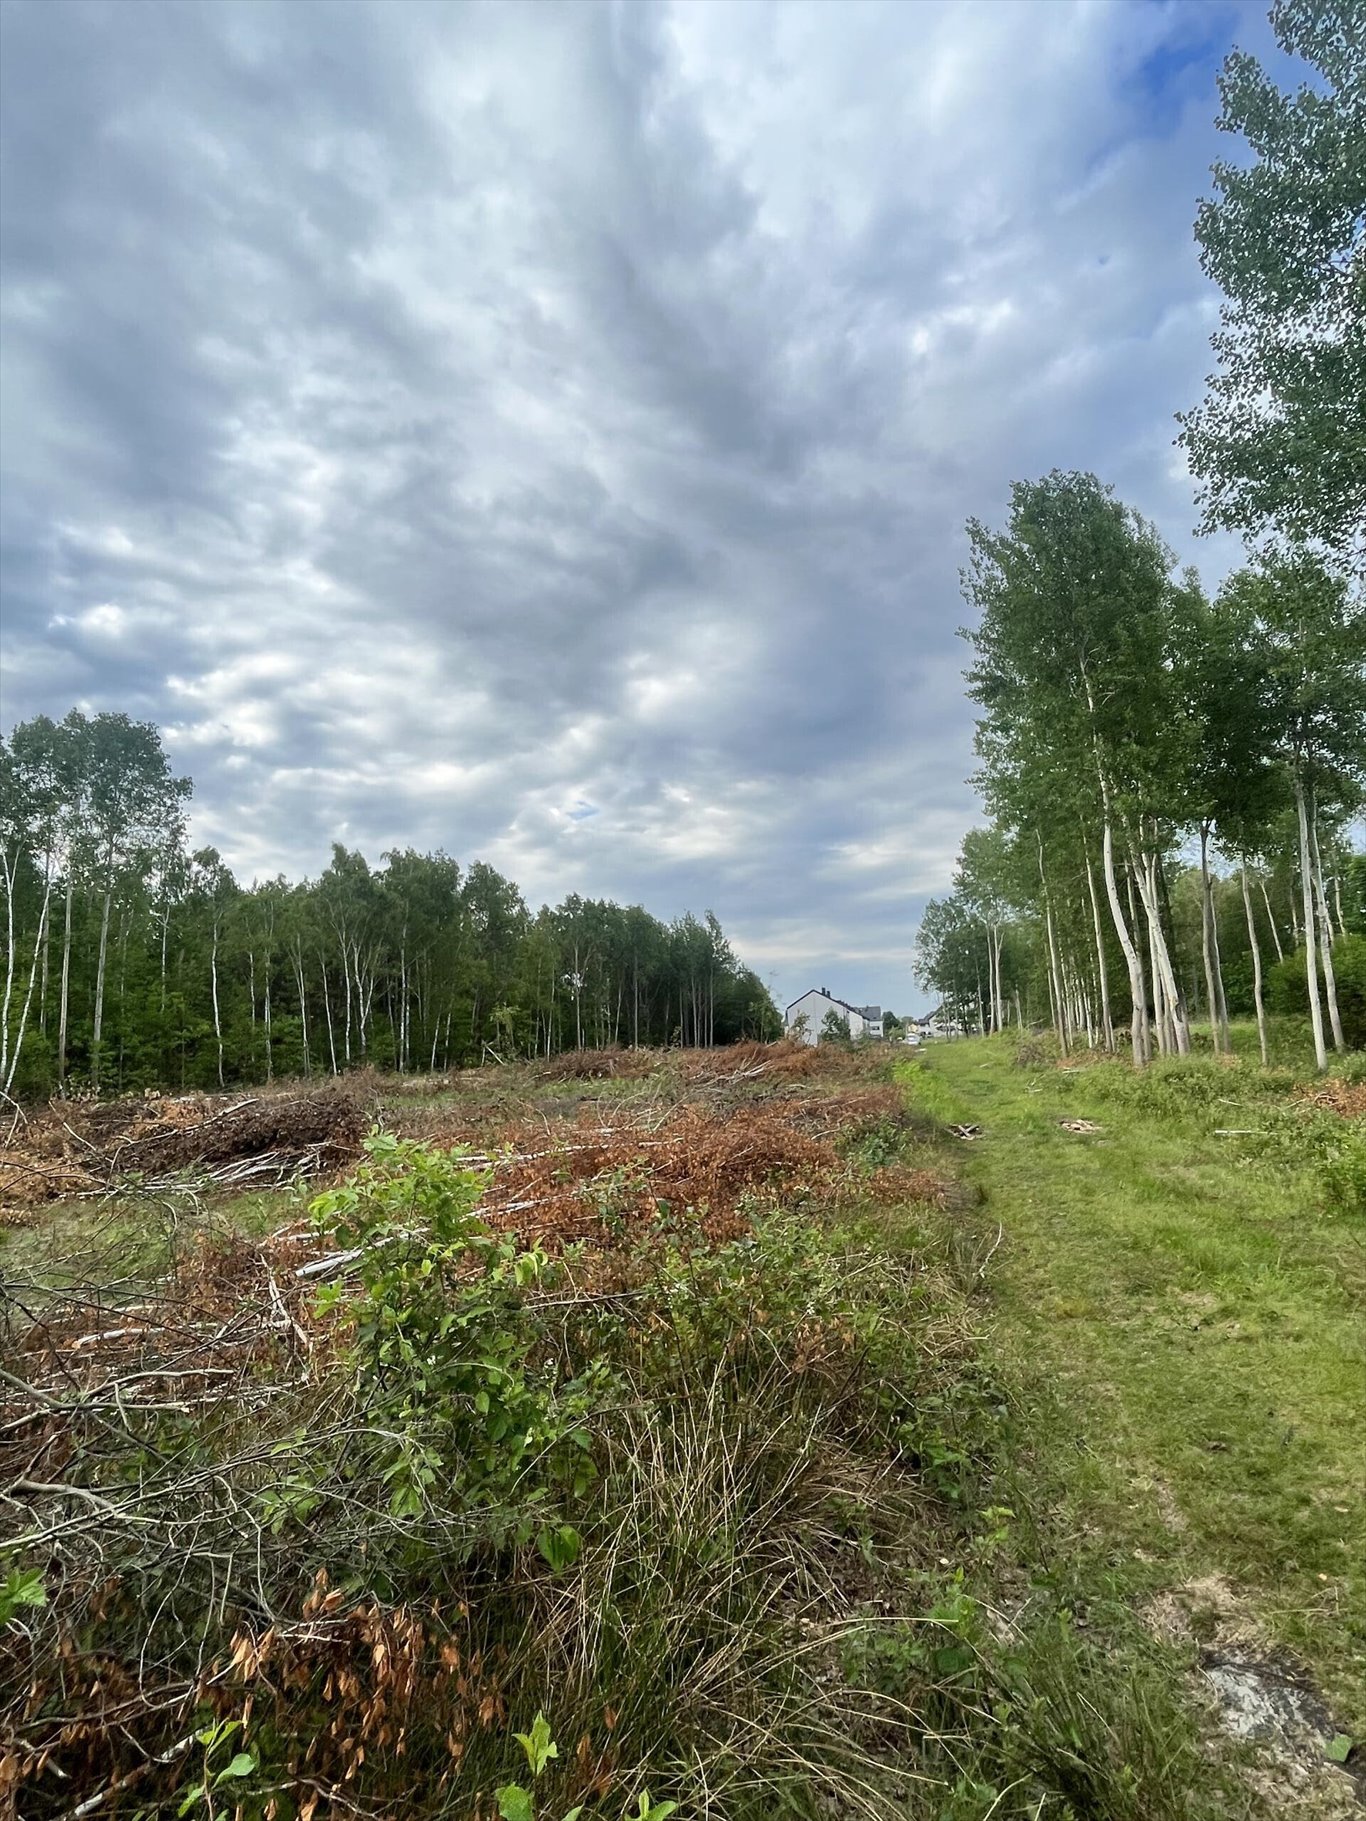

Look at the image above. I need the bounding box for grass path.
[901,1036,1366,1737]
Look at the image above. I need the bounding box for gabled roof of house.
[784,987,879,1019]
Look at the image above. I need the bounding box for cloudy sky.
[2,0,1279,1013]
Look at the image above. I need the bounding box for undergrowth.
[3,1061,1251,1820]
[1072,1052,1366,1219]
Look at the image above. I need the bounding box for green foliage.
[820,1008,852,1043]
[1268,936,1366,1048]
[175,1720,258,1815]
[1177,0,1366,555]
[0,1567,46,1626]
[311,1133,608,1532]
[496,1712,675,1821]
[1318,1123,1366,1220]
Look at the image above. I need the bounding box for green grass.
[900,1029,1366,1736]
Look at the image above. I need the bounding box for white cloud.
[0,0,1270,1012]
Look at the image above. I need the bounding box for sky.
[1,0,1282,1016]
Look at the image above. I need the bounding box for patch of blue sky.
[1129,3,1242,136]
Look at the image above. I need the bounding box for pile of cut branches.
[0,1088,364,1217]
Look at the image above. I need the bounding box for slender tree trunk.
[1135,844,1189,1054]
[341,940,353,1064]
[1101,820,1148,1064]
[1084,853,1115,1052]
[1084,685,1146,1060]
[1241,867,1269,1068]
[1210,903,1230,1051]
[399,944,407,1072]
[293,942,311,1077]
[91,880,114,1091]
[1293,770,1328,1072]
[1157,851,1192,1042]
[1042,893,1068,1054]
[321,957,338,1075]
[39,906,51,1035]
[1308,793,1345,1053]
[0,854,16,1088]
[1,870,53,1095]
[1259,878,1285,962]
[1199,824,1228,1054]
[210,917,224,1087]
[57,876,73,1089]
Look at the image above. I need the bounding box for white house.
[785,988,884,1044]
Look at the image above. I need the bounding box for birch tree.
[1219,551,1366,1069]
[963,472,1194,1065]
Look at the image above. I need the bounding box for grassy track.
[901,1033,1366,1737]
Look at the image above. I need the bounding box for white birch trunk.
[1259,878,1285,963]
[1135,845,1188,1054]
[1293,771,1328,1072]
[211,917,224,1088]
[1100,798,1149,1064]
[1241,867,1269,1068]
[1037,835,1068,1055]
[1307,793,1345,1052]
[321,956,338,1075]
[1198,825,1227,1053]
[57,877,73,1090]
[1,867,53,1094]
[1084,853,1115,1052]
[293,941,311,1077]
[91,879,114,1090]
[0,851,15,1086]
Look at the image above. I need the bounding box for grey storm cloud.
[1,0,1269,1012]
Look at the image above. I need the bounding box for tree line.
[917,1,1365,1069]
[0,710,780,1099]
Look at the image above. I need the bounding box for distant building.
[785,987,884,1044]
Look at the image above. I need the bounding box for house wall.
[785,990,870,1043]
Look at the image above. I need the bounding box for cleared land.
[1,1034,1361,1819]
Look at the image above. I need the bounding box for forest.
[915,519,1366,1067]
[0,710,780,1100]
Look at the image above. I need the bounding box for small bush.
[1268,936,1366,1050]
[1318,1125,1366,1220]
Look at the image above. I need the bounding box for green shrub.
[311,1132,609,1536]
[1319,1126,1366,1220]
[1268,935,1366,1050]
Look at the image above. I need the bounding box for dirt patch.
[1148,1576,1362,1814]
